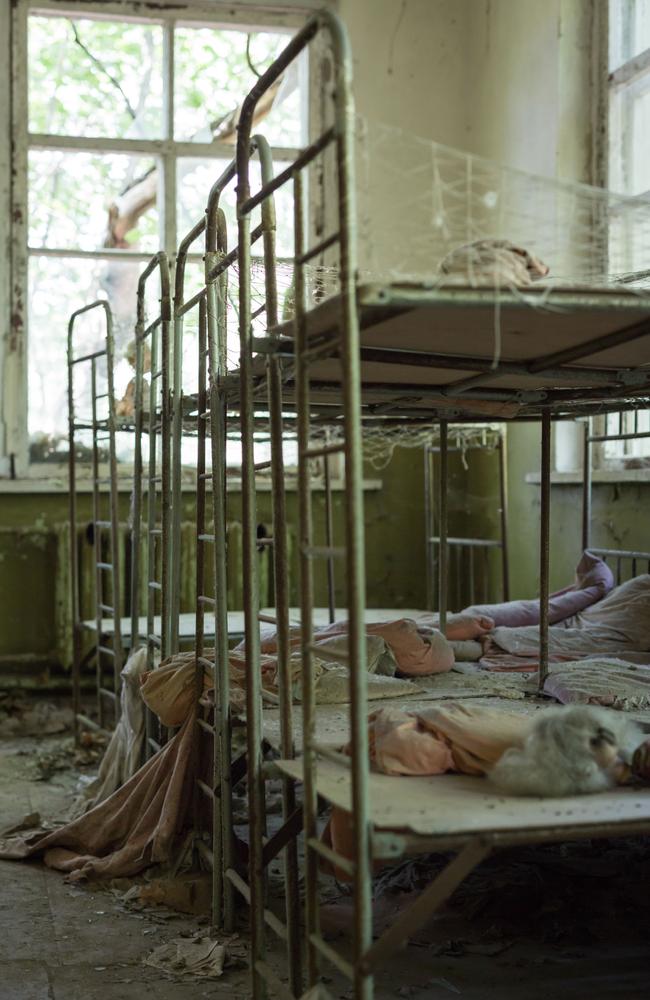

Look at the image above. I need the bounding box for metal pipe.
[582,419,592,552]
[538,412,552,692]
[497,432,510,601]
[323,429,337,624]
[236,127,266,1000]
[438,420,449,634]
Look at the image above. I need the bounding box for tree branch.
[245,35,262,78]
[71,22,137,121]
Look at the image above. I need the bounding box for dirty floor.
[2,722,650,999]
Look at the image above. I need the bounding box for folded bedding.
[465,551,614,627]
[480,573,650,672]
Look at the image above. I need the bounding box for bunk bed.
[225,11,650,1000]
[61,10,650,1000]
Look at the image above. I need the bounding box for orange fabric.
[311,618,454,676]
[322,703,531,879]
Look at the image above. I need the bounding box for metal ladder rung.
[198,472,212,480]
[148,736,161,753]
[98,687,118,702]
[254,459,273,472]
[296,230,341,266]
[99,603,114,614]
[251,302,267,320]
[197,717,214,735]
[148,581,162,591]
[196,655,215,669]
[148,634,162,647]
[95,520,112,528]
[307,836,355,877]
[149,528,162,536]
[97,561,113,570]
[257,537,274,547]
[302,545,345,559]
[198,595,216,607]
[97,644,115,657]
[302,441,344,459]
[71,349,105,365]
[198,533,215,542]
[199,410,211,420]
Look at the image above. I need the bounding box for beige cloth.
[71,647,149,817]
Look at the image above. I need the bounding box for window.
[552,410,650,477]
[8,0,309,476]
[609,0,650,196]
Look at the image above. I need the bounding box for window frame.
[4,0,318,483]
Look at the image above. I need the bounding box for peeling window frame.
[4,0,318,483]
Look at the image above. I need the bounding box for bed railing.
[67,299,123,739]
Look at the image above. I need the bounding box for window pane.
[28,255,151,446]
[28,15,164,139]
[29,150,159,251]
[174,26,304,147]
[610,1,650,70]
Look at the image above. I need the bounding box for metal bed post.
[254,134,303,992]
[205,201,232,933]
[438,420,448,635]
[236,140,267,1000]
[497,430,510,601]
[424,444,435,610]
[538,411,551,693]
[236,13,368,997]
[67,301,123,733]
[67,320,82,742]
[582,418,592,552]
[132,254,172,759]
[323,428,337,623]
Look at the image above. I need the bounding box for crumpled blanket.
[0,710,201,879]
[465,551,613,628]
[0,618,448,879]
[70,647,150,817]
[141,619,451,726]
[541,658,650,711]
[481,574,650,671]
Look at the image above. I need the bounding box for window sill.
[0,476,384,494]
[525,470,650,485]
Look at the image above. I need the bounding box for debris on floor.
[30,733,107,781]
[0,695,74,737]
[144,932,246,980]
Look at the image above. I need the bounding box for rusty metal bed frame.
[226,11,650,1000]
[67,300,123,737]
[424,426,509,616]
[65,10,650,1000]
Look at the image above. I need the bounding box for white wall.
[339,0,471,146]
[465,0,601,182]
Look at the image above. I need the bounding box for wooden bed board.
[274,756,650,840]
